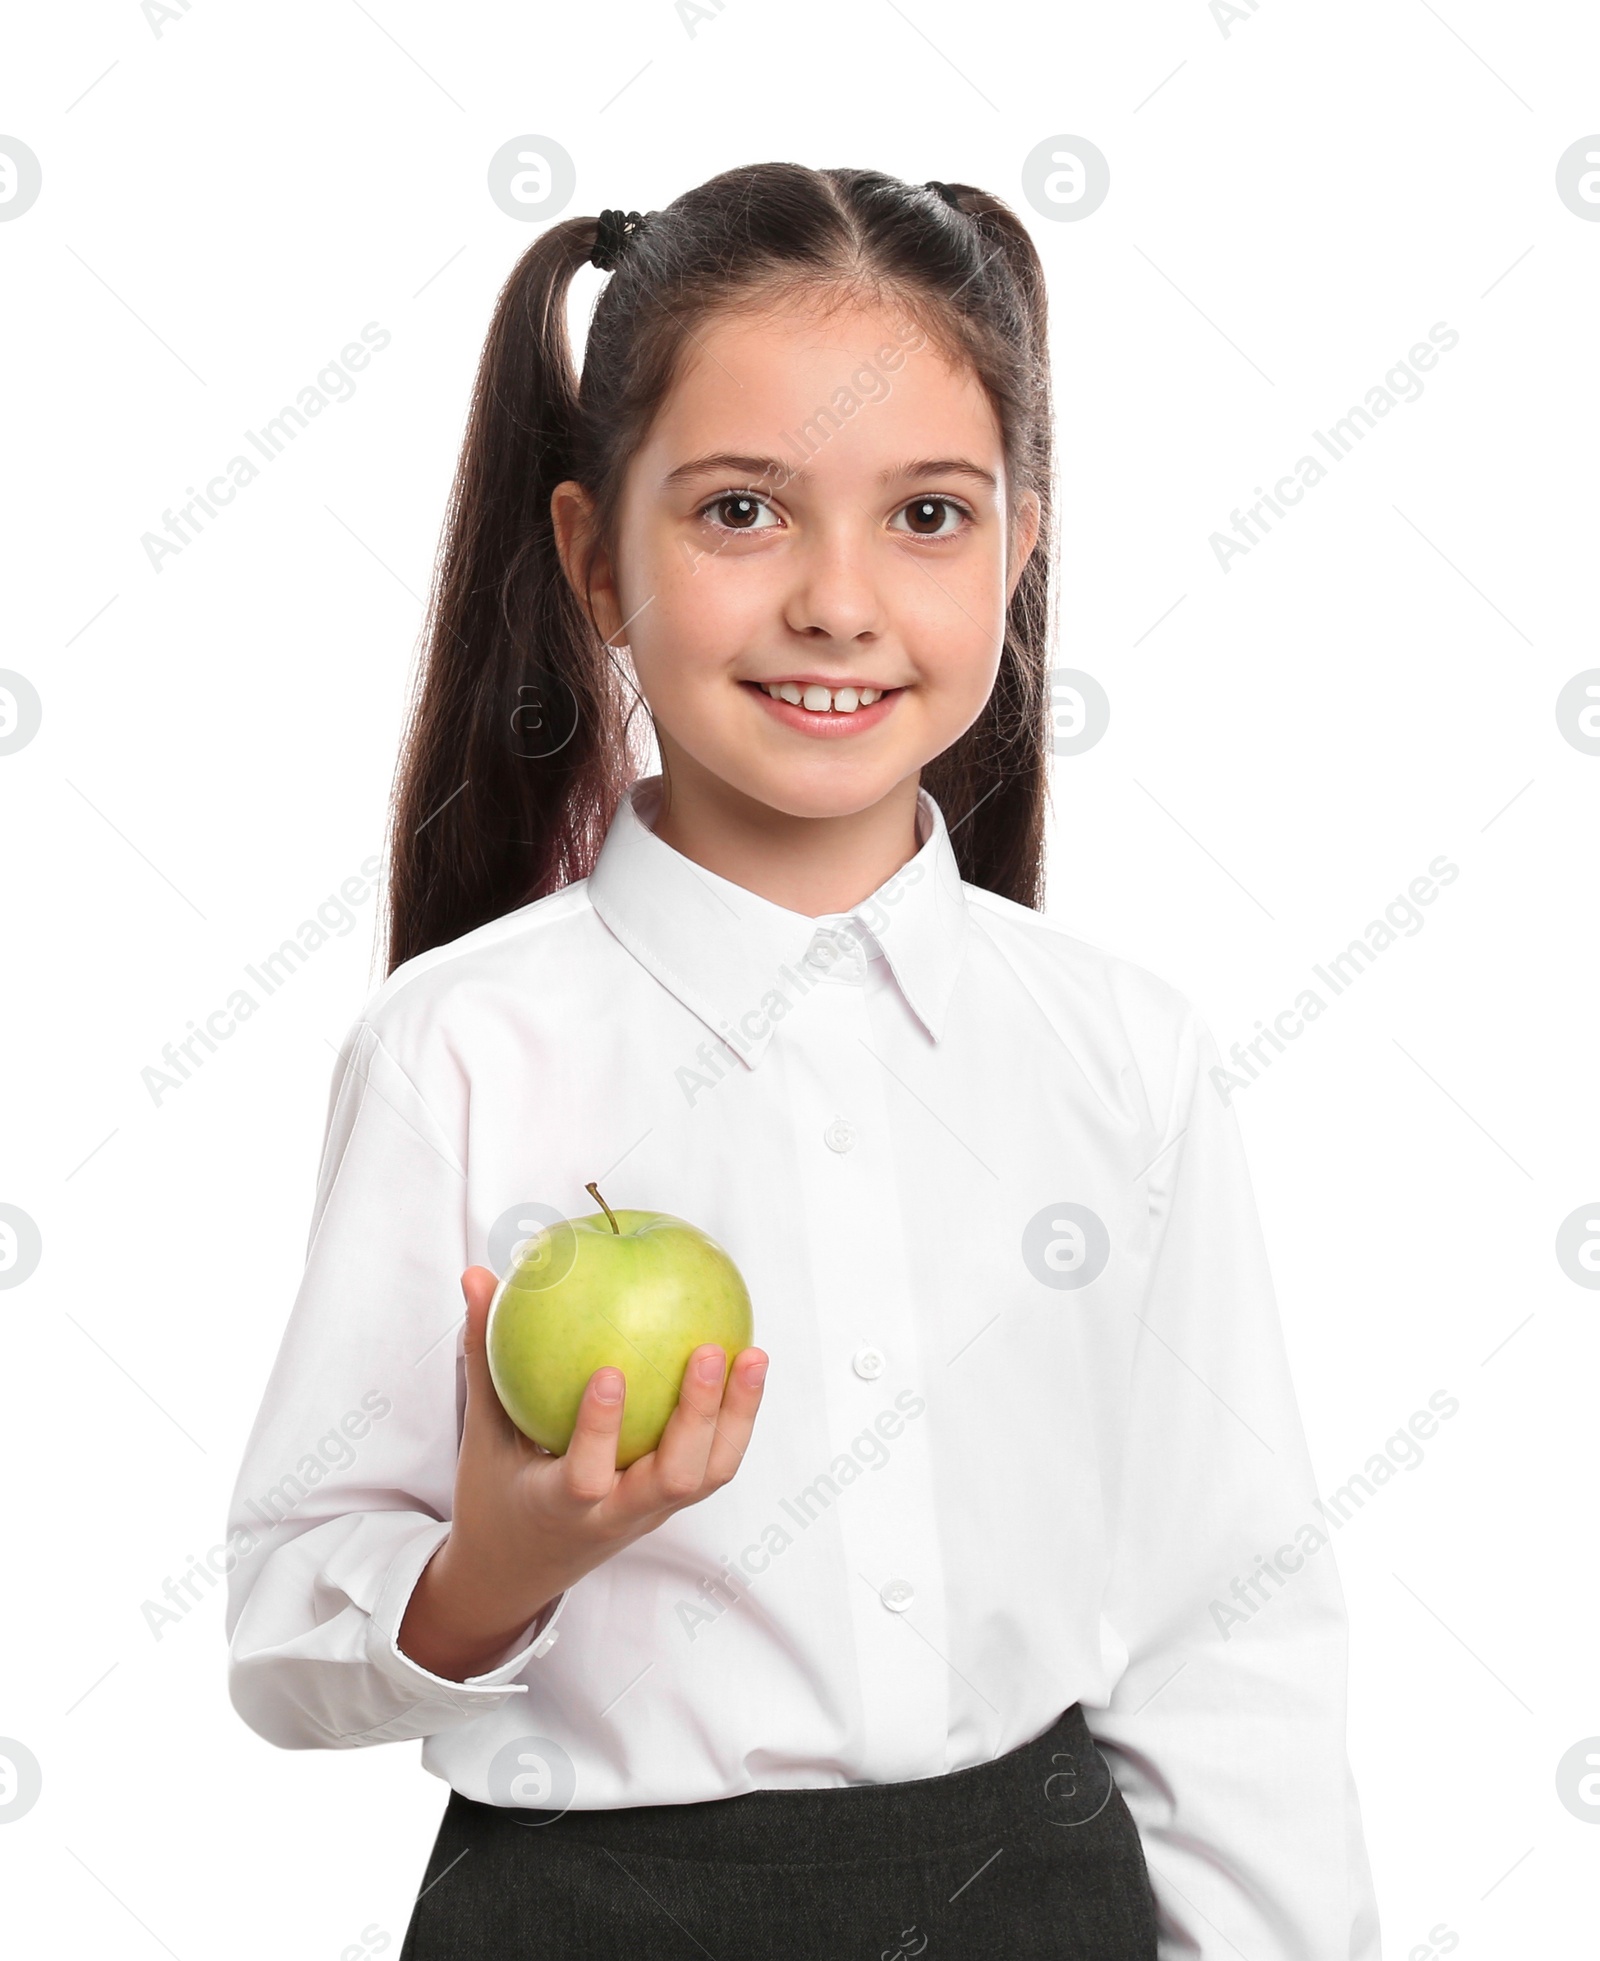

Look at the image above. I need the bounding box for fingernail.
[593,1369,624,1403]
[696,1348,724,1383]
[745,1357,768,1387]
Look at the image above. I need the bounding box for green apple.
[487,1183,755,1468]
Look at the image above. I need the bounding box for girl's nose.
[780,529,885,642]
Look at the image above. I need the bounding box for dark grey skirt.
[399,1705,1159,1959]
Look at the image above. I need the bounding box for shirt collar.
[587,774,971,1070]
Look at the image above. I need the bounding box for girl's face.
[557,294,1040,825]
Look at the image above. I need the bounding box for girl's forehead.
[689,293,941,368]
[647,299,997,448]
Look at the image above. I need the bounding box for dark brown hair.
[383,161,1055,977]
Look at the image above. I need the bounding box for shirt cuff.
[364,1520,570,1708]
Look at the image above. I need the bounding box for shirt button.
[852,1345,885,1380]
[804,929,866,983]
[824,1118,856,1153]
[879,1579,915,1613]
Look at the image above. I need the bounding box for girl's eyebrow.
[660,452,998,491]
[660,452,790,488]
[884,457,998,491]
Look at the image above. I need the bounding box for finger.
[458,1265,517,1448]
[645,1344,729,1500]
[559,1368,626,1504]
[701,1347,768,1486]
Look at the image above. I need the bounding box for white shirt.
[226,773,1380,1959]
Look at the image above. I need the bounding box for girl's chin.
[685,727,926,815]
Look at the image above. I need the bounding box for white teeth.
[761,683,886,712]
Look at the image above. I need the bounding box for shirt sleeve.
[223,1017,568,1749]
[1081,1004,1382,1959]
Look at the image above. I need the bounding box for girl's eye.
[891,496,971,539]
[696,491,972,537]
[700,492,779,532]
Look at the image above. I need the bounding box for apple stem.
[585,1181,621,1235]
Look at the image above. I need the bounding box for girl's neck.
[642,764,924,920]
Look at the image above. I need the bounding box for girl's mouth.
[742,679,903,737]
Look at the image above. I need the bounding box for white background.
[3,1,1597,1954]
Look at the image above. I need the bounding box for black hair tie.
[590,208,651,271]
[924,179,965,212]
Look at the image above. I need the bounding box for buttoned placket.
[784,916,951,1781]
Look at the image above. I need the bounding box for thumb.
[459,1265,513,1442]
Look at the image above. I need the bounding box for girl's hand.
[398,1265,769,1681]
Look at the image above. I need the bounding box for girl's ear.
[1006,488,1043,601]
[550,479,628,650]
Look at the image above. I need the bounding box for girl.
[225,164,1381,1959]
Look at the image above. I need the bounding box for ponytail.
[383,216,646,974]
[905,178,1055,910]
